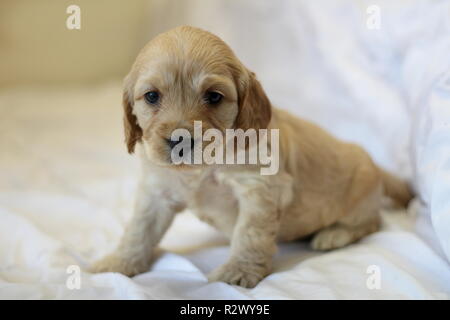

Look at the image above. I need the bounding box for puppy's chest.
[179,169,235,205]
[179,169,239,232]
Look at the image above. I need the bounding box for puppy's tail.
[379,168,414,208]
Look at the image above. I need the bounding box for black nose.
[166,137,195,150]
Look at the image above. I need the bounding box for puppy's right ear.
[123,74,142,154]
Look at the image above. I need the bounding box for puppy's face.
[123,26,271,168]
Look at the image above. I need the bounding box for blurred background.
[0,0,421,173]
[1,0,450,299]
[0,0,149,87]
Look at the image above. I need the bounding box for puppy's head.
[123,26,271,167]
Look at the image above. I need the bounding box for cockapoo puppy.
[91,26,412,288]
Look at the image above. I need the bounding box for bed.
[1,0,449,299]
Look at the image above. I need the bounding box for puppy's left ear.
[234,70,272,131]
[123,74,142,154]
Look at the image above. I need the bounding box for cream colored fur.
[90,26,412,288]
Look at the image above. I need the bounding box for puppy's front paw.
[89,253,151,277]
[208,262,266,288]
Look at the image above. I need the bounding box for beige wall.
[0,0,152,87]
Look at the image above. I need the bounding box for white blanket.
[1,0,450,299]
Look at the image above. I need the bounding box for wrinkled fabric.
[1,0,450,299]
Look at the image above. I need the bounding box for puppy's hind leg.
[311,184,382,251]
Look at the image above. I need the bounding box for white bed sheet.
[2,0,450,300]
[0,83,449,299]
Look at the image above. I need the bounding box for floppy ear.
[123,75,142,154]
[234,70,272,131]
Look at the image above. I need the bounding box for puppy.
[91,26,413,288]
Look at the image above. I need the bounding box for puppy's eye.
[144,91,160,105]
[204,91,223,105]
